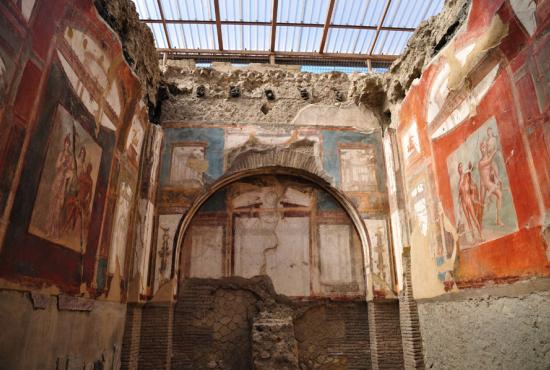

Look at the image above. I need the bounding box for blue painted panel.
[321,130,386,191]
[160,127,225,186]
[316,189,341,211]
[199,187,227,212]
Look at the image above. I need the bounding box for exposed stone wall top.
[94,0,162,106]
[387,0,471,103]
[161,64,390,131]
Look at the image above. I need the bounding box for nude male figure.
[478,141,504,226]
[458,162,482,242]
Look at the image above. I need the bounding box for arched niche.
[172,166,374,299]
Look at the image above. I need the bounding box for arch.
[172,166,374,298]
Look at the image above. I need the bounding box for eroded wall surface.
[182,175,366,299]
[153,92,399,300]
[0,0,158,367]
[172,276,371,370]
[395,0,550,367]
[418,286,550,369]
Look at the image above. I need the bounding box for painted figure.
[374,227,387,282]
[478,135,504,226]
[457,162,482,242]
[63,147,94,233]
[47,134,75,238]
[158,226,171,275]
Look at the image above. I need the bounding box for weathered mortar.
[386,0,471,103]
[158,0,470,129]
[417,281,550,370]
[161,65,387,127]
[94,0,161,106]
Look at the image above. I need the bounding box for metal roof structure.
[132,0,444,69]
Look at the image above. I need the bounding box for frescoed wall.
[179,175,366,299]
[0,1,157,368]
[392,2,550,366]
[396,0,550,299]
[154,119,396,299]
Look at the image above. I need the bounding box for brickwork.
[294,302,371,370]
[138,303,173,370]
[121,304,143,370]
[172,280,259,369]
[252,308,299,370]
[368,301,405,370]
[399,249,425,369]
[171,277,374,369]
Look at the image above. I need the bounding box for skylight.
[131,0,444,70]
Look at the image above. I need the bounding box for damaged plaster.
[94,0,161,106]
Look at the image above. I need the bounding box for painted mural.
[126,117,145,167]
[178,175,367,298]
[398,0,550,298]
[447,117,518,248]
[29,105,101,253]
[108,179,134,277]
[364,219,393,290]
[154,214,181,291]
[0,0,161,309]
[401,121,420,163]
[339,146,377,192]
[169,144,207,187]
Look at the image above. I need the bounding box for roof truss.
[139,0,438,67]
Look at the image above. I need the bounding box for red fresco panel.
[31,0,66,60]
[13,59,42,122]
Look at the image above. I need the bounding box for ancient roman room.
[0,0,548,369]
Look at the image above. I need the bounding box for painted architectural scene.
[179,175,367,299]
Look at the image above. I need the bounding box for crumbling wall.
[94,0,161,106]
[161,65,386,128]
[386,0,471,103]
[169,276,371,370]
[0,290,126,370]
[417,281,550,370]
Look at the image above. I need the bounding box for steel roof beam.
[369,0,392,55]
[213,0,224,50]
[270,0,278,52]
[319,0,335,53]
[156,48,398,62]
[156,0,172,49]
[140,18,415,32]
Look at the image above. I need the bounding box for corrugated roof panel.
[278,0,329,23]
[364,0,386,26]
[135,0,447,66]
[276,26,323,52]
[222,25,270,50]
[146,23,168,48]
[167,23,218,49]
[133,0,160,19]
[332,0,367,26]
[219,0,272,21]
[375,30,414,55]
[326,28,360,54]
[353,29,377,54]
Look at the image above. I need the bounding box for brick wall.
[122,277,410,369]
[138,303,173,370]
[368,300,405,369]
[121,304,143,370]
[172,279,258,369]
[399,249,425,369]
[172,278,374,370]
[295,301,372,369]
